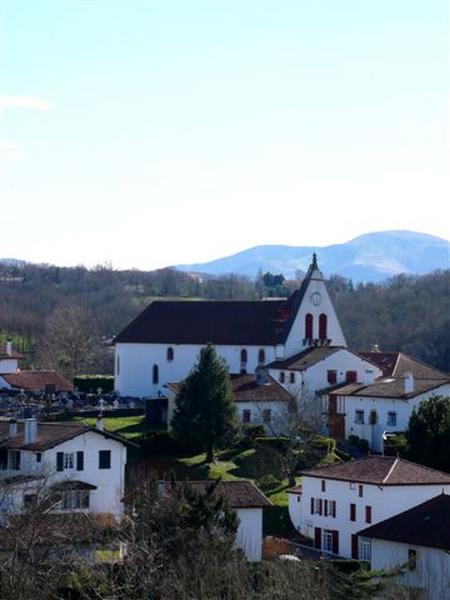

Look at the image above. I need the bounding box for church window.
[319,314,328,340]
[152,364,159,384]
[369,410,378,425]
[279,372,285,383]
[258,349,265,365]
[167,347,174,362]
[305,313,313,339]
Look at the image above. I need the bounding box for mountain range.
[176,230,450,283]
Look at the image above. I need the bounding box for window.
[61,490,90,510]
[36,452,42,463]
[329,500,337,518]
[242,409,251,424]
[64,453,74,469]
[322,530,334,553]
[240,349,247,364]
[305,313,313,339]
[57,452,74,472]
[365,506,372,524]
[258,349,266,365]
[9,450,20,471]
[76,451,84,471]
[99,450,111,469]
[327,370,337,385]
[279,372,285,384]
[350,503,356,522]
[167,347,174,362]
[152,364,159,384]
[355,410,364,424]
[358,484,363,498]
[314,498,323,515]
[289,372,295,384]
[346,371,357,383]
[116,355,120,375]
[408,549,417,571]
[262,409,271,424]
[387,412,397,426]
[359,538,371,561]
[321,480,326,492]
[319,313,328,340]
[369,410,378,425]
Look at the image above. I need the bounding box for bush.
[347,435,369,453]
[139,430,190,455]
[255,436,289,454]
[328,559,370,574]
[257,474,282,493]
[73,375,114,393]
[383,434,408,457]
[235,445,285,480]
[242,424,266,439]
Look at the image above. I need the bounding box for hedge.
[73,375,114,393]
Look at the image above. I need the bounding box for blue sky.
[0,0,448,269]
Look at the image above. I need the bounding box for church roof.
[267,346,344,370]
[115,257,321,346]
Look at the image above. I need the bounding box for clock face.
[311,291,322,306]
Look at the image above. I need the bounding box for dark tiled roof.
[358,494,450,551]
[359,351,449,380]
[330,377,449,400]
[266,346,343,370]
[166,373,294,403]
[0,420,133,450]
[287,485,303,495]
[1,370,74,392]
[52,480,97,491]
[161,480,272,508]
[114,259,321,346]
[301,456,450,486]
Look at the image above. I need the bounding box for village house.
[159,480,272,561]
[287,456,450,559]
[357,494,450,600]
[0,416,130,519]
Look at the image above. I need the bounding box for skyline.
[1,1,448,270]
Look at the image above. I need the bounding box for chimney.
[370,343,380,353]
[96,412,104,431]
[6,340,12,356]
[404,372,414,394]
[24,418,37,444]
[9,418,17,437]
[363,369,375,386]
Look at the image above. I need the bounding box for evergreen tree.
[171,344,238,461]
[405,395,450,472]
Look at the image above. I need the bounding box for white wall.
[236,507,263,561]
[345,383,450,449]
[292,476,450,558]
[115,342,279,397]
[235,401,290,435]
[0,358,18,375]
[369,539,450,600]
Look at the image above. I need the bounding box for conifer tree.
[171,344,238,462]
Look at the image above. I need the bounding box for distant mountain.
[0,258,26,267]
[176,231,450,283]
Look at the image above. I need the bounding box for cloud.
[0,95,55,111]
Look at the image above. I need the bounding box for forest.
[0,261,448,377]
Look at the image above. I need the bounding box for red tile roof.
[329,377,449,400]
[358,494,450,551]
[301,456,450,486]
[359,351,449,380]
[160,480,272,508]
[1,370,74,392]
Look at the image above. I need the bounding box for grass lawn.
[73,415,146,440]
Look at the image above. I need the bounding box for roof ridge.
[382,457,399,483]
[394,456,450,479]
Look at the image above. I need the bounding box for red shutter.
[366,506,372,524]
[351,534,358,559]
[319,313,328,340]
[346,371,357,383]
[318,499,323,516]
[314,527,322,549]
[311,497,315,514]
[324,500,328,516]
[327,370,337,385]
[332,530,339,555]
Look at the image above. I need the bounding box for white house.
[358,494,450,600]
[159,480,272,561]
[0,341,24,375]
[114,255,347,399]
[324,352,450,451]
[287,456,450,559]
[163,372,294,432]
[0,417,130,519]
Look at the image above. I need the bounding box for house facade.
[0,417,129,519]
[287,456,450,559]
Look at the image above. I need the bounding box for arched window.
[258,349,265,365]
[152,364,159,384]
[319,314,328,340]
[240,349,248,364]
[167,347,174,362]
[305,313,313,339]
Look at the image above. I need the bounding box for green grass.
[73,415,146,439]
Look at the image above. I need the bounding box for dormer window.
[167,347,174,362]
[305,314,313,339]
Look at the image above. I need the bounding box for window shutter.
[311,497,315,514]
[76,451,84,471]
[351,534,358,559]
[324,500,328,516]
[365,506,372,524]
[332,530,339,555]
[350,503,356,521]
[314,527,322,549]
[56,452,64,472]
[332,502,336,518]
[318,499,323,516]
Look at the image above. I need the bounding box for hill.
[176,230,449,283]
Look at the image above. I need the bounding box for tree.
[405,395,450,472]
[171,344,238,462]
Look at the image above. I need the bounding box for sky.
[0,0,448,270]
